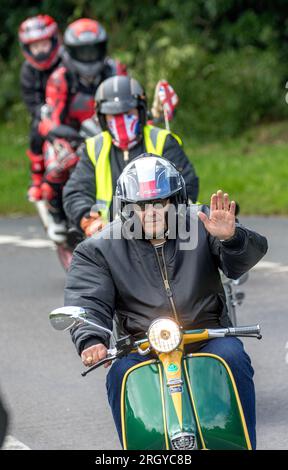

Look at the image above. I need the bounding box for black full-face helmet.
[95,75,147,130]
[115,153,187,222]
[63,18,107,82]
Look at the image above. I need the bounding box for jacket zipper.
[154,244,180,323]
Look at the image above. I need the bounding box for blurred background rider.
[18,15,61,202]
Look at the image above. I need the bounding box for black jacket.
[64,205,268,354]
[20,60,61,120]
[63,133,199,229]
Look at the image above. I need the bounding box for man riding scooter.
[64,155,268,448]
[63,75,199,237]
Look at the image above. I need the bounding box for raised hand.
[198,190,236,241]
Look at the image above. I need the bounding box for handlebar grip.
[227,325,261,336]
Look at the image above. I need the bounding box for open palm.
[198,190,236,240]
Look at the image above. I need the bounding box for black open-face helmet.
[95,76,147,130]
[115,153,187,222]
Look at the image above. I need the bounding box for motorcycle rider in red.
[18,15,61,204]
[38,18,127,242]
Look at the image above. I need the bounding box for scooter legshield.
[121,354,252,450]
[184,353,252,450]
[121,360,168,450]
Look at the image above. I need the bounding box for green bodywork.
[121,354,250,450]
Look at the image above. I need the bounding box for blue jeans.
[106,337,256,449]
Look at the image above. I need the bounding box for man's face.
[134,198,170,238]
[29,39,52,56]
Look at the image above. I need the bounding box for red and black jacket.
[39,58,127,137]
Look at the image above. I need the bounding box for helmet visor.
[66,42,106,63]
[99,98,138,114]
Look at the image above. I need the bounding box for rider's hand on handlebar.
[81,344,111,368]
[80,211,105,237]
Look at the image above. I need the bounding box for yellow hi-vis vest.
[85,124,182,221]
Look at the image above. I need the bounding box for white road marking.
[0,235,22,244]
[253,261,288,274]
[0,235,53,249]
[16,238,54,248]
[2,435,30,450]
[285,342,288,366]
[253,261,281,270]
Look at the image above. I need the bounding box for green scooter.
[50,307,261,450]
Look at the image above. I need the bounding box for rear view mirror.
[49,306,86,331]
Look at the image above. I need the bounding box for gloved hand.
[151,79,179,122]
[80,210,105,237]
[38,104,54,137]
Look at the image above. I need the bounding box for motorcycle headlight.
[148,318,182,353]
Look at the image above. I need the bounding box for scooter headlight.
[148,318,182,353]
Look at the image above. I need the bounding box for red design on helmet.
[63,18,107,80]
[18,15,60,71]
[67,18,100,37]
[139,180,158,199]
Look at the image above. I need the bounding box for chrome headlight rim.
[147,317,182,353]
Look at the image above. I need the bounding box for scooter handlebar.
[226,325,261,337]
[207,324,262,340]
[81,325,262,377]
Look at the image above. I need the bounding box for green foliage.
[1,0,288,139]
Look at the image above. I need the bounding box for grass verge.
[0,119,287,216]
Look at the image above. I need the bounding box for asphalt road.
[0,215,287,450]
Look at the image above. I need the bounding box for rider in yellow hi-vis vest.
[85,125,183,223]
[63,76,199,237]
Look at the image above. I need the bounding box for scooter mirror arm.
[81,318,117,348]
